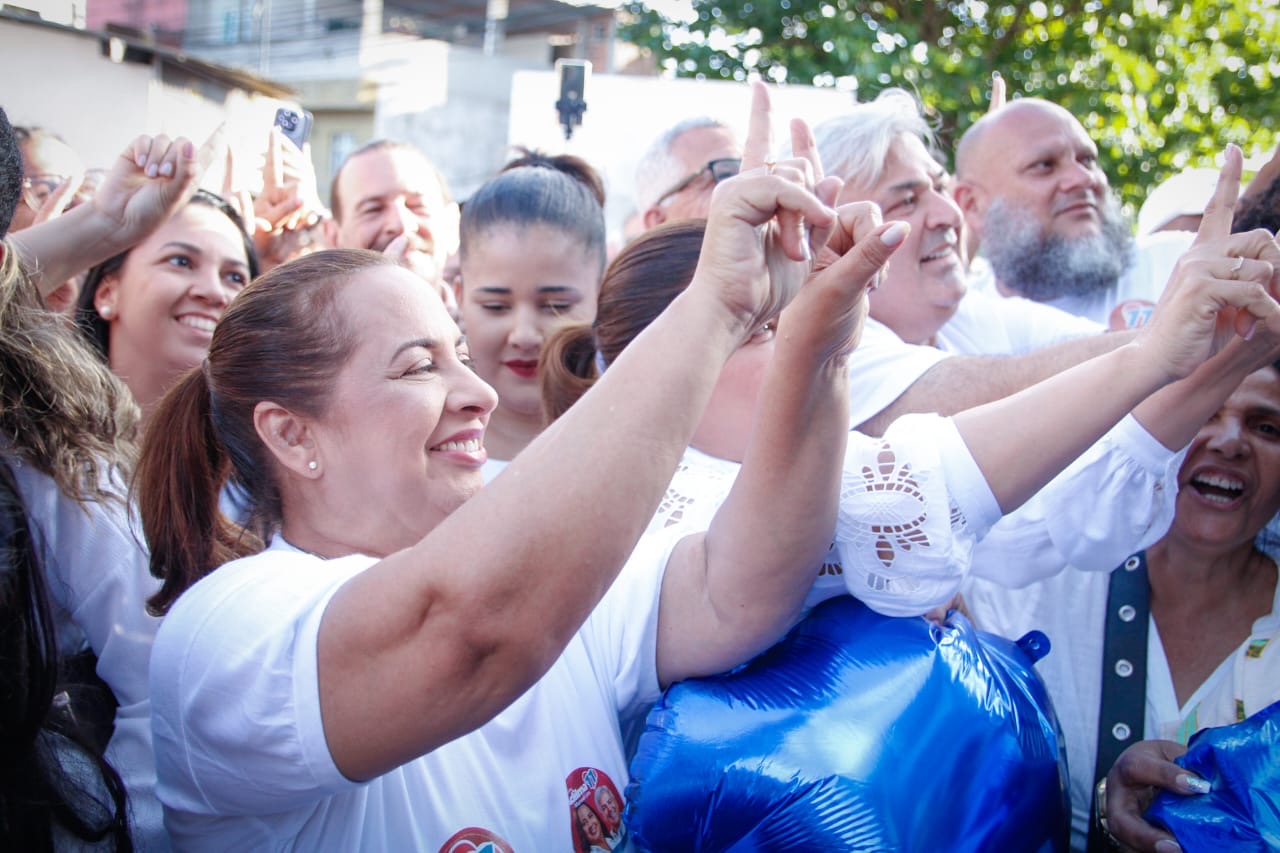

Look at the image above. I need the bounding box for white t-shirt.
[937,287,1105,355]
[847,321,949,427]
[848,288,1102,428]
[151,530,681,851]
[970,232,1196,329]
[963,544,1280,852]
[10,457,168,851]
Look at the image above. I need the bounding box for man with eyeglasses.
[11,126,90,233]
[635,118,742,232]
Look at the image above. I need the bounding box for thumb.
[823,220,910,293]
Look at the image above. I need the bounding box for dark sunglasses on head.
[654,158,742,208]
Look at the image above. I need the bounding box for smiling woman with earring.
[74,189,258,431]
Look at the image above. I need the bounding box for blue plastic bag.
[1146,698,1280,851]
[625,595,1068,852]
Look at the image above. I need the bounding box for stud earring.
[308,461,318,471]
[99,305,114,320]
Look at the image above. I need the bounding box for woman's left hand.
[691,83,838,335]
[1103,739,1209,852]
[1135,145,1280,384]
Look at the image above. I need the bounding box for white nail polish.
[880,221,909,247]
[1178,773,1211,794]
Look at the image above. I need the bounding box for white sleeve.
[583,526,686,720]
[836,414,1002,617]
[847,320,949,427]
[970,414,1183,588]
[151,550,370,817]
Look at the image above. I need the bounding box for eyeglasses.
[21,174,94,211]
[653,158,742,208]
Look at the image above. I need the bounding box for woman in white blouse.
[542,145,1280,620]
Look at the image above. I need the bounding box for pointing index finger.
[790,118,824,184]
[741,81,774,171]
[1195,144,1243,247]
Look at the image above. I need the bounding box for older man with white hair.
[810,90,1130,433]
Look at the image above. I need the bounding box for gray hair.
[634,116,729,213]
[812,89,937,195]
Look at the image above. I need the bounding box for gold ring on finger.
[1231,255,1245,278]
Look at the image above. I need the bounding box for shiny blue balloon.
[625,595,1069,852]
[1146,698,1280,851]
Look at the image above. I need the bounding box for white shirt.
[647,415,1001,617]
[970,232,1196,329]
[962,542,1280,852]
[938,287,1105,355]
[848,286,1101,429]
[10,457,168,851]
[151,530,681,851]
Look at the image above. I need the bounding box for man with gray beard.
[954,98,1192,330]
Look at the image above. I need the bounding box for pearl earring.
[99,305,114,320]
[308,461,318,471]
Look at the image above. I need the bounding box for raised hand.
[692,82,837,333]
[92,128,220,246]
[1135,144,1280,383]
[779,201,906,368]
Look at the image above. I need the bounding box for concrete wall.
[0,16,299,194]
[376,43,533,199]
[0,18,153,169]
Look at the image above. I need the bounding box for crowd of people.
[2,74,1279,852]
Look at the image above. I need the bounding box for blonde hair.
[0,241,139,502]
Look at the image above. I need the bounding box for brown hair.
[540,220,705,422]
[137,249,391,614]
[460,148,607,277]
[0,242,139,503]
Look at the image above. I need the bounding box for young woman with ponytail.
[454,149,608,478]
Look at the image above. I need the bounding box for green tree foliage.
[620,1,1280,213]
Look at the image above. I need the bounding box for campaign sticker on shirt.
[438,827,515,853]
[566,766,627,853]
[1109,299,1156,330]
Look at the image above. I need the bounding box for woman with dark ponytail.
[455,148,607,479]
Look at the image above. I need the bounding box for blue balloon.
[1146,698,1280,851]
[626,596,1069,852]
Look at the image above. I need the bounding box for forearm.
[659,355,849,684]
[856,331,1133,436]
[1135,337,1280,450]
[10,204,141,298]
[955,343,1171,512]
